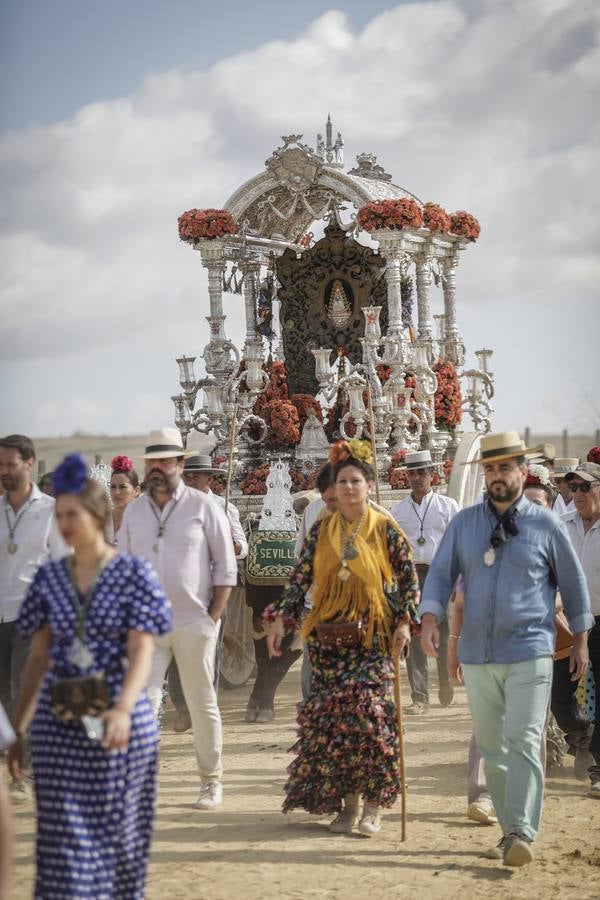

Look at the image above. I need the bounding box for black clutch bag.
[50,674,110,722]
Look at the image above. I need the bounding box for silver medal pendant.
[417,536,426,546]
[344,545,358,560]
[7,542,18,554]
[68,637,95,670]
[483,547,496,567]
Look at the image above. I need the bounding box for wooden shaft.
[394,652,407,842]
[224,401,239,515]
[365,380,381,504]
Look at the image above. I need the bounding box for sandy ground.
[10,663,600,900]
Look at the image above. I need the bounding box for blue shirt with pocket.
[420,494,593,665]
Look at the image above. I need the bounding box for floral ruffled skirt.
[283,637,400,815]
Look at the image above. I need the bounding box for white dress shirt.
[390,490,459,564]
[295,497,325,560]
[553,494,575,517]
[0,483,69,623]
[118,480,238,627]
[206,489,248,560]
[562,510,600,615]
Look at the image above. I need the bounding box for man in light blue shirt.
[420,431,592,868]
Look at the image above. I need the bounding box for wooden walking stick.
[224,400,239,516]
[365,379,381,504]
[394,650,408,841]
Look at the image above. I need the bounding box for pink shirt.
[118,479,237,627]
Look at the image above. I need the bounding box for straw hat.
[552,458,579,480]
[141,428,193,459]
[466,430,535,466]
[401,450,434,471]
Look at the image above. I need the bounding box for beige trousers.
[147,612,222,780]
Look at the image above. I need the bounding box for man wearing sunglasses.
[563,462,600,798]
[418,431,592,868]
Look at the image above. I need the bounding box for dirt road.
[11,664,600,899]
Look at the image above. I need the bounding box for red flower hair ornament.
[111,455,134,473]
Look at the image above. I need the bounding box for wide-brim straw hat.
[552,458,579,479]
[466,430,536,466]
[183,453,225,476]
[142,428,194,460]
[400,450,434,471]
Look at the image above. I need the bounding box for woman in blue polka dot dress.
[8,455,172,899]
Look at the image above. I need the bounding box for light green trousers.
[462,656,553,841]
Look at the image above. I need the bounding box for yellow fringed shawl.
[301,505,394,649]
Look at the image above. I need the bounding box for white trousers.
[147,613,222,780]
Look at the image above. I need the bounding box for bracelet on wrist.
[449,633,460,640]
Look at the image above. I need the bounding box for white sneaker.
[195,780,223,810]
[467,799,498,826]
[588,781,600,800]
[328,808,358,834]
[358,802,381,836]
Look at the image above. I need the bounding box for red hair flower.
[111,455,134,473]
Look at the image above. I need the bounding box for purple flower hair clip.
[52,453,88,496]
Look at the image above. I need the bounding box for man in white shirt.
[0,435,68,716]
[390,449,459,714]
[167,454,249,732]
[118,429,238,809]
[562,462,600,798]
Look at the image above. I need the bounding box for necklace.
[410,493,434,546]
[149,495,179,553]
[4,495,35,555]
[338,508,367,582]
[66,548,112,670]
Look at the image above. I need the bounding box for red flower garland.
[259,399,300,447]
[422,202,451,234]
[178,208,237,243]
[432,360,463,430]
[449,211,481,242]
[357,198,423,232]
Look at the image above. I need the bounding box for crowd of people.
[0,426,598,896]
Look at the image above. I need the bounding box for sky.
[0,0,599,439]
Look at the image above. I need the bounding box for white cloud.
[1,0,599,437]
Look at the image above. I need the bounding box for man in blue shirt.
[420,431,592,868]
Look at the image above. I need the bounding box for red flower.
[111,455,133,473]
[432,360,463,429]
[357,198,423,232]
[422,202,451,234]
[449,211,481,242]
[587,447,600,464]
[178,208,237,243]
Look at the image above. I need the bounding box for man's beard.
[147,469,177,494]
[1,470,26,492]
[488,480,521,504]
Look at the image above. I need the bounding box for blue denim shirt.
[420,495,593,665]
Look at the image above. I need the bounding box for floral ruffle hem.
[283,638,401,815]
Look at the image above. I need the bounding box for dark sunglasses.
[569,481,597,493]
